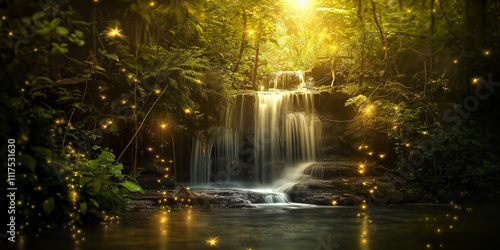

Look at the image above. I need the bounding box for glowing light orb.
[207,237,217,246]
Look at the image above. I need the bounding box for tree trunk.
[371,0,388,59]
[398,0,404,11]
[252,24,261,90]
[232,11,247,73]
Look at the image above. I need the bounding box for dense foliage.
[1,0,499,238]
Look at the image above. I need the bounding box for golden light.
[368,152,373,156]
[169,160,173,163]
[186,187,190,190]
[121,68,126,72]
[359,164,365,169]
[106,27,123,38]
[155,89,160,94]
[157,179,161,183]
[147,147,153,151]
[2,16,6,20]
[359,170,364,174]
[121,100,126,104]
[472,78,479,84]
[100,95,106,100]
[484,50,490,56]
[362,205,366,209]
[364,145,368,149]
[107,120,113,125]
[332,200,337,205]
[453,59,458,64]
[358,145,363,150]
[405,143,410,147]
[247,30,254,35]
[422,131,427,135]
[131,105,136,109]
[161,124,167,129]
[156,155,160,158]
[364,104,375,116]
[102,124,108,129]
[207,237,218,246]
[93,0,99,3]
[164,175,168,178]
[161,159,165,162]
[369,190,374,194]
[437,229,441,232]
[297,0,309,5]
[9,32,13,36]
[379,154,385,159]
[150,2,156,6]
[184,108,191,114]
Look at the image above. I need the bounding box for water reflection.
[15,204,498,250]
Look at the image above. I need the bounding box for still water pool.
[16,204,499,250]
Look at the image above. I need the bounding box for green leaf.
[55,26,69,36]
[18,154,36,172]
[33,11,45,20]
[50,18,61,28]
[31,146,52,159]
[80,202,87,214]
[89,198,99,208]
[345,95,368,107]
[109,164,124,178]
[43,197,55,214]
[120,181,144,194]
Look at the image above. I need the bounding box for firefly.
[106,27,123,38]
[147,147,153,151]
[184,109,191,114]
[379,154,385,159]
[207,238,217,246]
[472,78,479,84]
[484,50,490,56]
[161,124,167,129]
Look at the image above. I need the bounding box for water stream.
[17,204,499,250]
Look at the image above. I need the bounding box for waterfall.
[190,72,321,186]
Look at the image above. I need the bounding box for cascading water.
[190,71,322,203]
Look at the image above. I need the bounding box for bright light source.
[207,238,217,246]
[472,78,479,84]
[161,124,167,129]
[106,27,123,38]
[297,0,309,5]
[184,109,191,114]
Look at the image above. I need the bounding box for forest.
[1,0,499,248]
